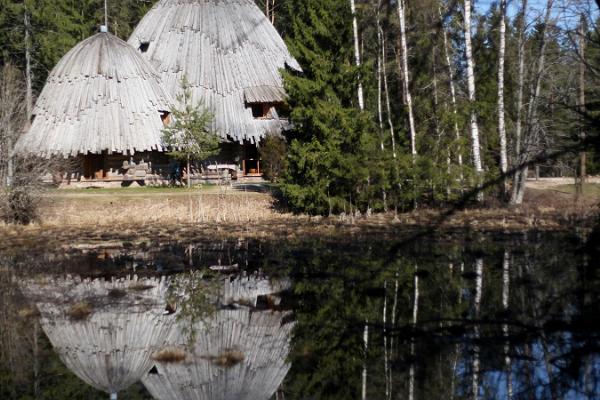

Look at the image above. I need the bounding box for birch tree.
[576,15,587,201]
[497,0,508,194]
[439,3,464,189]
[463,0,484,178]
[350,0,365,110]
[512,0,555,204]
[397,0,417,156]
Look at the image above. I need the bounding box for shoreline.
[1,205,596,255]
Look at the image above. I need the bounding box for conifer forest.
[1,2,600,399]
[1,0,599,214]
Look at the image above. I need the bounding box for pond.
[0,231,598,399]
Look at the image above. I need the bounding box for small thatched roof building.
[21,275,176,399]
[143,273,294,400]
[128,0,301,177]
[14,30,176,185]
[15,31,172,158]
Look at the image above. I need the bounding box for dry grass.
[128,283,155,292]
[211,349,245,367]
[38,189,287,227]
[0,184,598,255]
[67,302,92,320]
[17,306,40,319]
[152,348,187,363]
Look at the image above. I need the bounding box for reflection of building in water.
[143,273,294,400]
[21,276,175,399]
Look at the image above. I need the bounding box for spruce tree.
[280,0,378,215]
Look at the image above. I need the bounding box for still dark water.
[0,231,598,399]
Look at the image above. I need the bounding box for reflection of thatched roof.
[15,32,173,157]
[128,0,302,144]
[221,272,289,306]
[21,275,175,396]
[143,274,293,400]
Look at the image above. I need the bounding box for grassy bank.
[0,181,598,255]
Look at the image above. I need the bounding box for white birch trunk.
[382,30,397,158]
[397,0,417,156]
[464,0,483,175]
[376,1,385,152]
[497,0,508,182]
[511,0,529,204]
[350,0,365,111]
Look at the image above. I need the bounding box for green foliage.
[279,0,380,215]
[259,135,288,182]
[162,77,220,164]
[167,270,219,346]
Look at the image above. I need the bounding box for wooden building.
[13,29,179,186]
[128,0,301,179]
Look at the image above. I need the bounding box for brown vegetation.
[0,182,597,256]
[152,348,187,363]
[211,349,245,367]
[67,302,92,320]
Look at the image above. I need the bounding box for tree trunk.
[381,26,396,159]
[350,0,365,111]
[397,0,417,157]
[376,1,385,152]
[576,15,587,201]
[497,0,508,196]
[511,0,529,204]
[25,10,33,122]
[439,3,464,186]
[464,0,483,180]
[513,0,554,205]
[187,155,192,189]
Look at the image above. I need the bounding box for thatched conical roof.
[128,0,301,144]
[142,274,294,400]
[21,275,175,396]
[15,32,173,158]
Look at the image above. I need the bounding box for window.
[249,103,278,119]
[160,111,171,127]
[139,42,150,53]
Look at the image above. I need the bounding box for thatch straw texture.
[21,275,175,395]
[15,33,173,158]
[128,0,301,144]
[143,274,293,400]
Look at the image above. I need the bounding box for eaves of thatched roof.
[14,33,173,158]
[128,0,302,144]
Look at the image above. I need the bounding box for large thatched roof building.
[21,275,176,399]
[14,30,176,186]
[143,273,294,400]
[128,0,301,177]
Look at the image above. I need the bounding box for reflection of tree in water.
[1,234,598,399]
[283,235,599,400]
